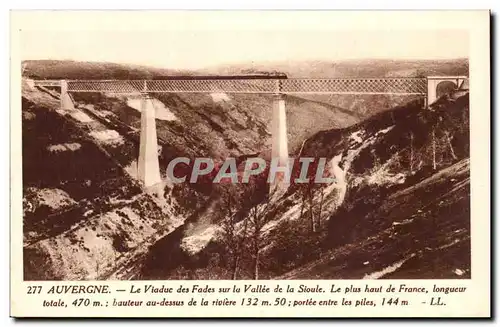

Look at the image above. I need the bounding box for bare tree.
[298,183,316,232]
[213,183,246,279]
[246,181,275,280]
[432,128,437,170]
[248,204,264,280]
[299,185,307,221]
[297,160,327,233]
[307,185,316,233]
[218,186,249,280]
[428,94,468,168]
[316,187,325,230]
[298,183,323,233]
[409,132,414,174]
[232,219,248,280]
[444,130,458,160]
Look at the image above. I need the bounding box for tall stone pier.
[137,94,162,188]
[426,76,468,108]
[270,93,290,194]
[60,80,75,111]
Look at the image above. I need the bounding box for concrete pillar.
[60,80,75,111]
[270,94,289,194]
[137,94,162,188]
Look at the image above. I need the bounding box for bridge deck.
[32,78,428,95]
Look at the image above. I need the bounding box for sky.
[16,11,469,70]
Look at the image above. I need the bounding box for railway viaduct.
[28,75,468,188]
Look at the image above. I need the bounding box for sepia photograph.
[18,15,473,283]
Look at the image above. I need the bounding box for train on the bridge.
[151,73,288,80]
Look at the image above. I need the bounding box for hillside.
[203,58,469,78]
[136,92,470,280]
[276,93,470,279]
[280,158,470,279]
[23,60,195,80]
[22,80,186,280]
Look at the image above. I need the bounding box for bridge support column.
[270,94,290,194]
[426,76,468,108]
[138,94,162,188]
[60,80,75,111]
[426,78,437,109]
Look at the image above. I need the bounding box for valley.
[21,59,470,281]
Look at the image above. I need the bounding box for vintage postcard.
[10,10,490,318]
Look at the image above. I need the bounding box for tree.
[215,160,268,280]
[248,203,264,280]
[217,184,248,280]
[244,173,274,280]
[444,130,458,160]
[432,128,437,170]
[297,159,329,233]
[268,218,324,275]
[427,95,469,169]
[409,132,414,174]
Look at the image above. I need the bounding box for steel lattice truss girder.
[32,80,61,87]
[33,78,429,95]
[281,78,427,95]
